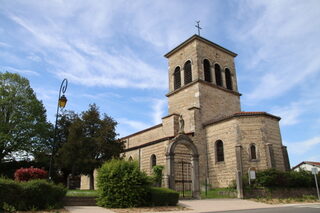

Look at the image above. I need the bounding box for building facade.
[292,161,320,172]
[81,35,291,198]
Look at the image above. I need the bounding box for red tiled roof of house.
[292,161,320,170]
[304,161,320,166]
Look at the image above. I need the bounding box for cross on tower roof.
[195,21,202,36]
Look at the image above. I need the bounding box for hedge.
[251,169,319,188]
[147,187,179,206]
[0,178,67,211]
[97,159,151,208]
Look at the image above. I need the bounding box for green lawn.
[201,188,237,199]
[177,188,237,199]
[66,189,98,197]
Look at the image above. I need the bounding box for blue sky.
[1,0,320,167]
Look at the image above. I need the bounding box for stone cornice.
[166,79,242,97]
[123,132,195,152]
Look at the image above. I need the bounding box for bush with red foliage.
[14,167,47,181]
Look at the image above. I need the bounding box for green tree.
[0,72,52,162]
[56,104,124,189]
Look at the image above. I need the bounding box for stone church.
[82,35,290,198]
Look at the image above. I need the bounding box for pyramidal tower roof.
[164,34,237,58]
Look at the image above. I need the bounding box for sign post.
[248,168,256,185]
[311,167,320,200]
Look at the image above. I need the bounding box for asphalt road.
[205,204,320,213]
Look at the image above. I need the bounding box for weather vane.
[195,21,202,36]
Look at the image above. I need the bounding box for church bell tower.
[164,35,242,130]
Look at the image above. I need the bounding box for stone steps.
[64,196,97,206]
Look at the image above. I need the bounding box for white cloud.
[0,41,10,48]
[152,99,167,124]
[270,97,318,126]
[7,11,167,89]
[287,136,320,155]
[1,66,39,76]
[81,92,121,99]
[117,118,150,132]
[232,0,320,102]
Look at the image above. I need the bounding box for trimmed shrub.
[0,160,47,179]
[0,178,22,209]
[14,167,47,181]
[147,187,179,206]
[152,165,164,187]
[0,178,67,211]
[254,168,318,188]
[20,179,67,210]
[97,159,151,208]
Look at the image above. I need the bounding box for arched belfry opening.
[166,134,200,199]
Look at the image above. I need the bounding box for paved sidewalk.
[65,206,115,213]
[175,199,279,213]
[65,199,280,213]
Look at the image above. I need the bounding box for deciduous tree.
[0,72,52,162]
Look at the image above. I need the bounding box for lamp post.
[48,79,68,180]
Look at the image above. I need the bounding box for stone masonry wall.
[167,83,199,133]
[198,82,240,124]
[123,125,164,149]
[205,119,238,188]
[195,40,238,91]
[167,40,198,92]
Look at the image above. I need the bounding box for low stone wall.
[244,188,318,199]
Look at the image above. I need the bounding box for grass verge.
[252,195,319,204]
[66,189,98,197]
[201,188,237,199]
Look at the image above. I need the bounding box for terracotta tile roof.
[235,111,266,115]
[304,161,320,166]
[203,111,281,127]
[292,161,320,170]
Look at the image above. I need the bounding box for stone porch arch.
[166,134,200,198]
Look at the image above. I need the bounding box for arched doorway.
[166,134,200,199]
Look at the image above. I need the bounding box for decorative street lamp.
[48,79,68,180]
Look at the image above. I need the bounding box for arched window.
[203,59,211,82]
[184,61,192,84]
[173,67,181,90]
[150,154,157,168]
[215,64,222,86]
[225,68,233,90]
[216,140,224,162]
[128,156,133,161]
[250,144,257,160]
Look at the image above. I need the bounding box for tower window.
[128,156,133,161]
[216,140,224,162]
[174,67,181,90]
[225,68,233,90]
[215,64,222,86]
[203,59,211,82]
[250,144,257,160]
[150,154,157,168]
[184,61,192,85]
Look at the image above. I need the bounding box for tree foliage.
[56,104,124,189]
[0,72,52,162]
